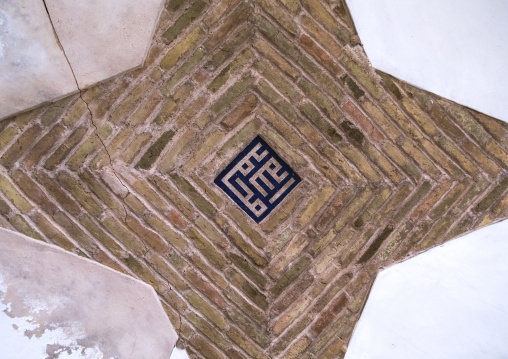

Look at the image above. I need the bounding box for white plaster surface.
[0,0,77,120]
[0,227,177,359]
[345,220,508,359]
[45,0,165,89]
[170,348,190,359]
[346,0,508,123]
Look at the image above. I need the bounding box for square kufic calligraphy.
[214,136,301,223]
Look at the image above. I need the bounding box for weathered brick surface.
[1,1,507,358]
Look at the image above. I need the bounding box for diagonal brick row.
[1,0,507,358]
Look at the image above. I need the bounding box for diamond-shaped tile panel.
[214,136,301,223]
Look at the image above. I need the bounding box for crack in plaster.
[42,0,130,222]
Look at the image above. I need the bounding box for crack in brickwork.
[42,0,131,216]
[1,0,508,358]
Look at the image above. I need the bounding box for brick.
[301,15,342,58]
[23,124,65,168]
[209,49,253,92]
[187,227,228,269]
[102,215,147,256]
[0,124,17,150]
[281,336,310,359]
[171,173,216,218]
[316,187,355,231]
[150,174,197,219]
[158,129,197,173]
[299,34,343,77]
[342,75,365,99]
[13,108,41,129]
[209,25,253,69]
[221,224,268,267]
[222,94,258,129]
[67,125,112,171]
[255,14,301,60]
[9,214,43,240]
[184,130,226,171]
[161,26,205,69]
[259,104,302,146]
[322,146,364,184]
[444,102,491,144]
[340,144,382,183]
[256,0,298,35]
[256,80,298,122]
[52,211,99,256]
[271,271,314,317]
[12,170,58,215]
[226,207,265,248]
[204,3,251,50]
[212,75,254,115]
[229,253,267,290]
[2,3,506,358]
[311,187,373,256]
[228,310,271,348]
[0,197,11,215]
[109,79,152,124]
[145,214,188,251]
[303,145,342,183]
[187,312,230,349]
[271,256,312,297]
[0,174,33,213]
[162,49,206,96]
[382,142,422,181]
[79,214,125,259]
[227,268,268,309]
[136,130,175,169]
[203,0,239,27]
[216,118,262,159]
[35,173,82,216]
[298,186,335,227]
[225,286,265,324]
[44,126,87,170]
[314,229,354,274]
[301,0,350,44]
[255,60,301,102]
[475,176,508,213]
[129,90,163,126]
[299,101,342,143]
[185,268,227,308]
[298,79,341,122]
[39,96,74,126]
[341,55,383,98]
[227,326,270,359]
[30,211,75,251]
[57,171,103,218]
[262,189,303,233]
[342,100,384,141]
[163,0,208,44]
[1,124,41,168]
[187,291,226,330]
[62,98,87,126]
[253,38,300,80]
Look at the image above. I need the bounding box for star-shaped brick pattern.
[1,1,507,358]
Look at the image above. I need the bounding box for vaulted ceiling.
[0,1,507,358]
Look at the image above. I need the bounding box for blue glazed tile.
[214,136,301,223]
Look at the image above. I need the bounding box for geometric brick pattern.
[1,1,508,358]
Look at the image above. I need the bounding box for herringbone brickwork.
[1,0,508,358]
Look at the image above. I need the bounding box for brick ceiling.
[1,0,508,358]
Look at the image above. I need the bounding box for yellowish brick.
[160,26,205,69]
[0,175,33,213]
[298,186,335,227]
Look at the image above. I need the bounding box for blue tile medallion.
[215,136,301,223]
